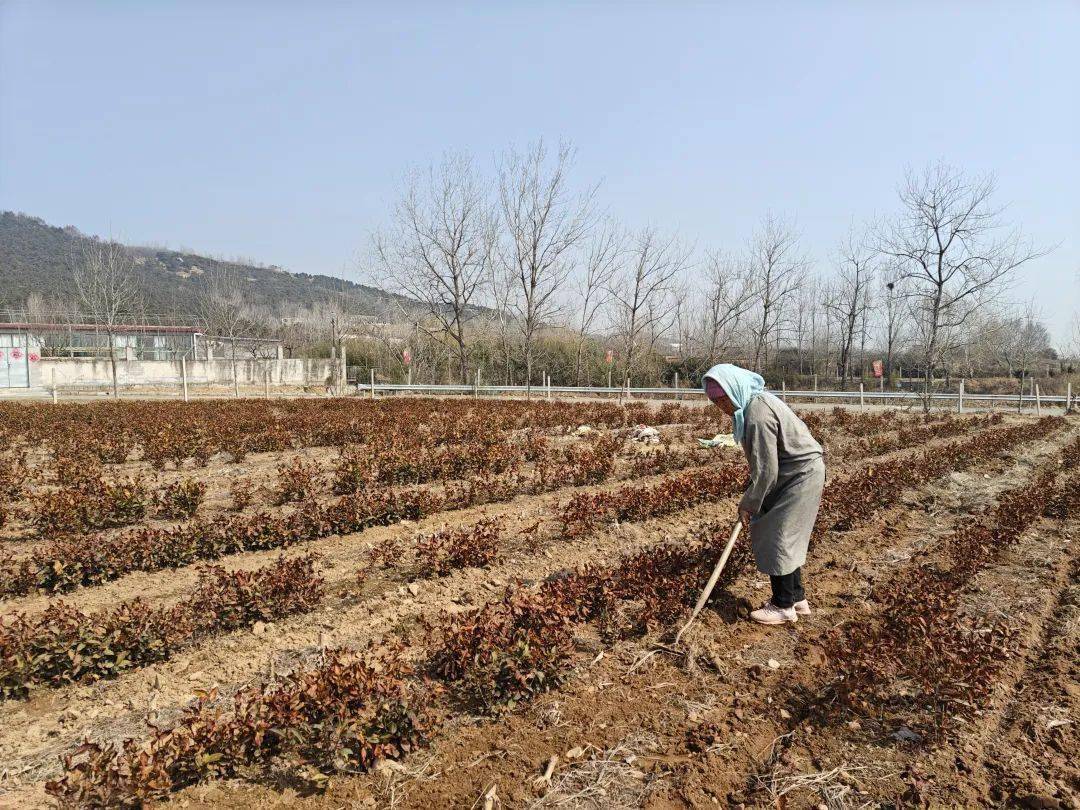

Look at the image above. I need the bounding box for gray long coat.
[737,393,825,576]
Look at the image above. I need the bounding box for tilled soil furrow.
[906,511,1080,808]
[0,421,992,620]
[0,414,1040,807]
[0,506,721,794]
[727,431,1079,808]
[141,424,1075,809]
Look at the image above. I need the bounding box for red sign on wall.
[10,348,22,360]
[28,352,40,363]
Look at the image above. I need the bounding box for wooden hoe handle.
[673,520,744,644]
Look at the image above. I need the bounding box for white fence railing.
[5,375,1071,411]
[358,382,1072,409]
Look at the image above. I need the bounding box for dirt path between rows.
[0,418,990,620]
[0,416,1032,808]
[906,502,1080,808]
[153,425,1076,810]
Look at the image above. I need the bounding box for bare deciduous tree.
[824,228,876,388]
[1070,270,1080,362]
[790,276,820,376]
[672,280,695,371]
[70,239,142,397]
[23,291,69,324]
[572,220,621,384]
[23,292,73,357]
[322,279,360,356]
[498,141,594,393]
[275,304,318,360]
[607,227,690,387]
[197,262,250,396]
[878,269,908,380]
[316,277,369,391]
[988,302,1051,380]
[484,259,519,385]
[747,214,808,372]
[877,163,1045,408]
[700,249,757,369]
[374,153,494,384]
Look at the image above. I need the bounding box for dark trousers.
[770,567,805,609]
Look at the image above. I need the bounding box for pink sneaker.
[750,600,798,625]
[793,599,811,616]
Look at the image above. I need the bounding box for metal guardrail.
[360,382,1071,406]
[4,377,1069,409]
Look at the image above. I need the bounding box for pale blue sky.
[1,1,1077,344]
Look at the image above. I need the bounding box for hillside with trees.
[0,211,409,321]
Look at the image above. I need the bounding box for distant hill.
[0,211,413,320]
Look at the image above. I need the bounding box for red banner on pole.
[604,349,613,365]
[872,360,883,378]
[402,347,412,366]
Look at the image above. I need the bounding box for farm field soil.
[0,397,1071,809]
[0,415,986,622]
[167,419,1079,810]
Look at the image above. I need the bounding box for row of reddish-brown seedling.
[0,486,435,597]
[1,397,723,472]
[0,433,643,597]
[818,459,1073,740]
[363,517,508,581]
[48,649,425,807]
[559,464,745,538]
[0,555,322,700]
[44,417,1063,805]
[30,476,206,538]
[831,412,1001,460]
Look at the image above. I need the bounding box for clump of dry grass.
[750,733,893,810]
[529,733,661,808]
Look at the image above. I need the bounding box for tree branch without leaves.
[498,140,595,392]
[373,153,495,384]
[607,227,690,387]
[876,163,1047,408]
[69,239,142,397]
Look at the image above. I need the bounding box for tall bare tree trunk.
[876,164,1044,414]
[108,329,119,398]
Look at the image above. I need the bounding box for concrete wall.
[36,357,338,390]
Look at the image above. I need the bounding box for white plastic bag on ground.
[632,425,661,444]
[697,433,738,448]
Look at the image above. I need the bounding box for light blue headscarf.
[702,363,766,443]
